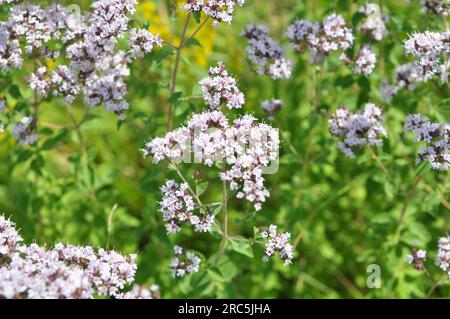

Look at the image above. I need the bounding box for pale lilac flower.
[353,46,377,76]
[0,214,146,299]
[436,236,450,277]
[421,0,450,16]
[159,180,214,234]
[261,99,283,120]
[13,116,37,146]
[287,13,354,63]
[380,81,398,103]
[29,66,51,97]
[128,28,162,58]
[404,114,449,170]
[406,248,427,270]
[0,215,22,260]
[200,62,245,110]
[182,0,246,25]
[170,246,201,278]
[143,110,279,211]
[242,24,292,79]
[329,103,387,158]
[396,62,425,91]
[359,3,388,41]
[117,284,160,299]
[260,225,293,266]
[404,30,449,82]
[0,1,159,120]
[51,65,81,103]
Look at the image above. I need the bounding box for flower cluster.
[0,214,158,299]
[340,45,377,76]
[287,13,354,63]
[200,62,245,110]
[117,284,160,299]
[395,62,426,91]
[260,225,293,266]
[436,236,450,277]
[13,116,37,146]
[404,114,449,170]
[421,0,450,16]
[380,81,398,103]
[380,62,427,102]
[359,3,388,41]
[353,46,377,76]
[329,103,387,158]
[144,110,279,211]
[128,28,162,59]
[182,0,245,25]
[406,248,427,270]
[242,24,292,79]
[0,215,22,261]
[160,180,214,234]
[404,30,449,82]
[0,1,161,122]
[29,67,51,97]
[170,246,201,278]
[261,99,283,120]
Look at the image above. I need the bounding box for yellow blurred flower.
[137,0,216,67]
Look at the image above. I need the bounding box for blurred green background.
[0,0,449,298]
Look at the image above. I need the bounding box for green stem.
[394,177,421,243]
[167,12,191,131]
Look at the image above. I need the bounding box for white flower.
[260,225,293,266]
[144,110,279,211]
[421,0,450,17]
[352,46,376,76]
[29,66,51,97]
[287,13,354,62]
[159,180,214,233]
[436,236,450,276]
[261,99,283,120]
[404,30,449,82]
[329,103,387,158]
[13,116,37,146]
[404,114,449,170]
[0,213,145,299]
[170,247,201,278]
[359,3,388,41]
[128,28,162,58]
[242,24,292,79]
[200,62,245,109]
[182,0,246,24]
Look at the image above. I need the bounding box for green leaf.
[184,38,202,48]
[168,91,182,106]
[196,181,208,197]
[212,204,223,216]
[40,128,69,151]
[9,85,22,99]
[30,154,45,175]
[207,267,225,282]
[154,46,174,64]
[436,98,450,111]
[15,149,33,164]
[230,237,254,258]
[193,11,202,23]
[217,258,239,281]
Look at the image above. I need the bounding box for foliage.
[0,0,449,298]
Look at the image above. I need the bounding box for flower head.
[260,225,293,266]
[329,103,387,158]
[404,114,449,170]
[200,62,245,110]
